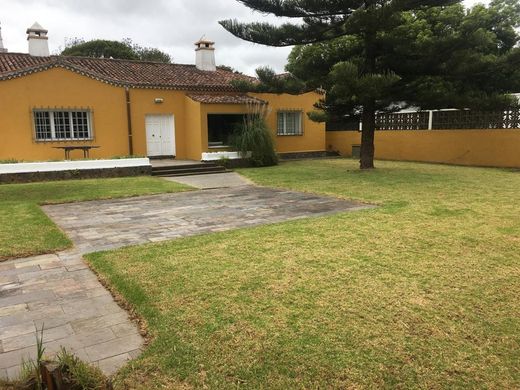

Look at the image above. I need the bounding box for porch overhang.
[187,93,267,105]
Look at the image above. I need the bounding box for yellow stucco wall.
[0,68,129,161]
[252,92,326,153]
[184,97,203,161]
[128,89,189,158]
[327,130,520,168]
[0,68,326,161]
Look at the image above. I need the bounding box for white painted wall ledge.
[0,158,151,174]
[202,151,251,161]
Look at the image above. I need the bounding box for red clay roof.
[0,53,255,91]
[187,93,266,105]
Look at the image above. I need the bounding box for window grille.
[277,111,303,135]
[33,110,92,141]
[34,111,52,140]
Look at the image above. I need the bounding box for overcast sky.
[0,0,488,76]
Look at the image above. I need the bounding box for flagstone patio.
[0,185,371,380]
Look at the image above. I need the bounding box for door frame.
[145,114,176,158]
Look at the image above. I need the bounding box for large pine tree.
[220,0,517,169]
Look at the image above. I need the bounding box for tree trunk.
[360,104,376,169]
[360,27,377,170]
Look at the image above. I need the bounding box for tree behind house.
[220,0,520,169]
[61,38,172,63]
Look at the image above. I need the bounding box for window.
[207,114,246,147]
[277,111,303,135]
[33,110,92,141]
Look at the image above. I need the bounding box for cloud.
[0,0,485,76]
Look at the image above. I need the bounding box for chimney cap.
[195,38,215,46]
[195,36,216,71]
[27,22,48,34]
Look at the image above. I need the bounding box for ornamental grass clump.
[231,102,278,167]
[1,326,110,390]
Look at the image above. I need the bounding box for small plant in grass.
[6,325,110,390]
[0,158,20,164]
[230,102,278,167]
[22,324,45,389]
[55,347,109,389]
[217,156,231,169]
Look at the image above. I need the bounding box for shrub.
[230,103,278,167]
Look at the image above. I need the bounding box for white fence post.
[428,110,434,130]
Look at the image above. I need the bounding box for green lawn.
[86,160,520,389]
[0,177,190,260]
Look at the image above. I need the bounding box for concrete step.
[151,164,227,177]
[152,163,219,172]
[154,170,229,177]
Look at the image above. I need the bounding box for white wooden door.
[145,114,176,157]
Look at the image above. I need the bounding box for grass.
[0,177,191,260]
[86,160,520,389]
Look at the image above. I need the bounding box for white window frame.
[33,109,93,142]
[277,110,303,136]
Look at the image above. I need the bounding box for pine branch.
[219,19,349,46]
[234,0,362,18]
[221,0,460,46]
[390,0,460,12]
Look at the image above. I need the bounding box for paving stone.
[39,261,63,270]
[110,322,140,338]
[85,288,111,298]
[0,264,14,272]
[17,268,67,283]
[85,334,143,362]
[0,305,64,328]
[14,255,61,269]
[96,353,132,375]
[0,290,55,307]
[70,312,130,334]
[0,266,40,277]
[0,346,36,369]
[0,322,36,340]
[0,303,27,317]
[65,263,89,271]
[6,364,22,381]
[0,275,19,285]
[68,327,117,349]
[1,324,74,352]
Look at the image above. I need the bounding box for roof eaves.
[0,55,244,92]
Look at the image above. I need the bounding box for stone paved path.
[1,186,370,381]
[0,250,143,380]
[42,186,370,253]
[162,172,253,189]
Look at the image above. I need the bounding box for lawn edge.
[83,253,153,345]
[0,179,195,261]
[0,244,72,263]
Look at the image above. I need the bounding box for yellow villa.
[0,24,325,162]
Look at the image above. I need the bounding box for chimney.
[195,38,216,72]
[27,22,49,57]
[0,23,7,53]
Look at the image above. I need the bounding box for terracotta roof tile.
[187,93,266,104]
[0,53,255,91]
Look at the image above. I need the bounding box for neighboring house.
[0,23,325,162]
